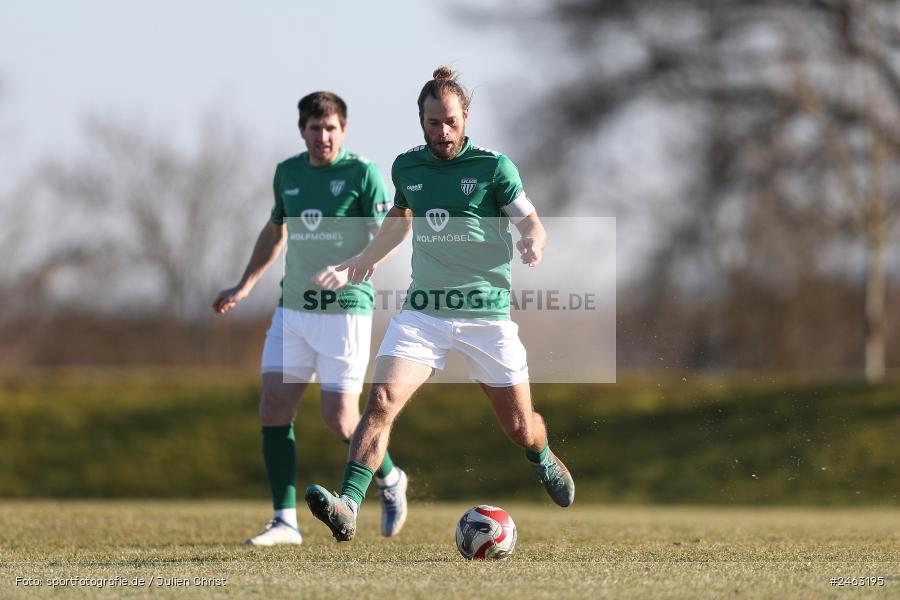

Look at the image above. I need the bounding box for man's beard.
[425,130,465,160]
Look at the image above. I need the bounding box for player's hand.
[516,237,543,267]
[312,265,349,291]
[335,253,378,285]
[212,285,249,314]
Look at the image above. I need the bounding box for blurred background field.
[2,371,898,505]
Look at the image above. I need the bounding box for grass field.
[2,501,899,599]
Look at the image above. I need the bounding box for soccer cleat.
[304,485,358,542]
[243,517,302,546]
[378,468,408,537]
[530,451,575,507]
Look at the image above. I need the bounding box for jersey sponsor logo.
[425,208,450,232]
[415,232,474,243]
[461,178,477,196]
[404,145,426,154]
[406,183,423,192]
[283,188,300,196]
[330,180,345,196]
[300,209,323,231]
[289,231,344,241]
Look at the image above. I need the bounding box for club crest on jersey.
[460,178,477,196]
[425,208,450,232]
[301,209,323,231]
[330,180,345,196]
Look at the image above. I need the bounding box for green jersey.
[271,148,389,314]
[391,138,525,319]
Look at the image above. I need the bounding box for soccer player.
[304,68,575,542]
[212,91,408,546]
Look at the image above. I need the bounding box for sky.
[0,0,526,188]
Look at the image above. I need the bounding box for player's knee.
[365,385,400,424]
[323,413,357,439]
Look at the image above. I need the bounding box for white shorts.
[376,310,529,386]
[261,307,372,394]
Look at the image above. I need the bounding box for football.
[455,505,517,560]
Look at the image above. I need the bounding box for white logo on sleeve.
[283,188,300,196]
[301,209,323,231]
[460,178,477,196]
[330,180,345,196]
[425,208,450,232]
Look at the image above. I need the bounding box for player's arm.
[512,211,546,268]
[494,154,544,267]
[336,206,412,284]
[212,220,286,314]
[315,161,396,291]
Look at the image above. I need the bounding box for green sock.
[343,437,395,479]
[376,451,394,479]
[262,425,296,510]
[525,443,549,464]
[340,461,374,508]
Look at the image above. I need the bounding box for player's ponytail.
[432,66,454,81]
[418,66,470,122]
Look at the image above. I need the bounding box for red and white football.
[455,505,517,560]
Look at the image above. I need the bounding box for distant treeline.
[1,372,898,505]
[3,273,900,373]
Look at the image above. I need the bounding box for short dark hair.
[297,91,347,128]
[417,66,470,123]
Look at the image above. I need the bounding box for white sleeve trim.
[501,191,536,224]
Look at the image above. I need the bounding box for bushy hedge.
[1,371,898,504]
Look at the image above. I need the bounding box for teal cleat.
[530,451,575,507]
[304,485,358,542]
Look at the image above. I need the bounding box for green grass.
[1,501,899,599]
[3,371,900,504]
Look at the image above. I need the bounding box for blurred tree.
[39,115,269,322]
[0,76,94,366]
[497,0,899,380]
